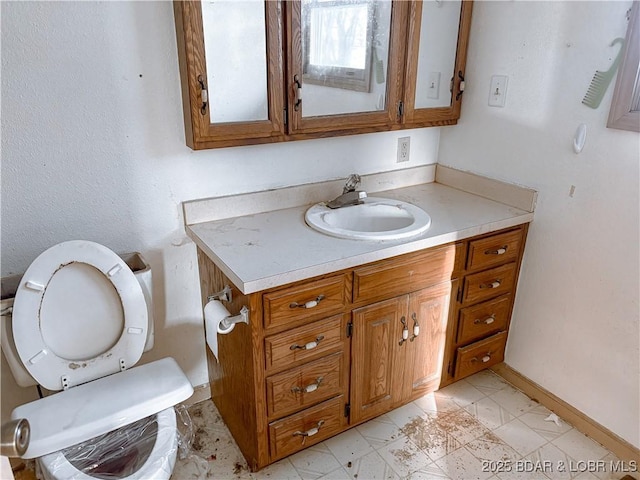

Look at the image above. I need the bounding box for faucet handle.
[344,174,361,193]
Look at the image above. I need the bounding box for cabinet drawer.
[264,315,346,372]
[462,263,516,305]
[457,295,511,345]
[353,244,460,304]
[263,274,349,329]
[268,395,347,460]
[467,229,523,271]
[266,352,346,418]
[454,331,507,379]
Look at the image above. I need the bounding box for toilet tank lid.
[11,357,194,459]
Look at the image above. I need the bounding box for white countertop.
[186,181,534,294]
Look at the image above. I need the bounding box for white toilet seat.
[12,240,148,391]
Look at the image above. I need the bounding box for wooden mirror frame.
[608,2,640,132]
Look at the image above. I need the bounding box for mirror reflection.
[201,0,269,123]
[301,0,392,117]
[304,1,374,92]
[414,0,462,108]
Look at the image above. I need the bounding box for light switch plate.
[489,75,508,107]
[427,72,441,99]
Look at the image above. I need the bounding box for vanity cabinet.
[195,223,527,470]
[174,0,473,150]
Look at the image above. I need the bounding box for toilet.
[2,240,194,479]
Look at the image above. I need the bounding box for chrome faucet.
[326,174,367,209]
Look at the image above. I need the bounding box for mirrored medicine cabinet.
[174,0,473,150]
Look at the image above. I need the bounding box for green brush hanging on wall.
[582,37,625,109]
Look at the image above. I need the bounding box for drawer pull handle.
[410,312,420,342]
[479,280,501,289]
[485,246,508,255]
[293,420,325,444]
[290,295,325,309]
[399,316,409,345]
[290,335,324,351]
[474,315,495,325]
[471,352,493,363]
[291,376,323,394]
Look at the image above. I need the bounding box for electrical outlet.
[397,136,410,163]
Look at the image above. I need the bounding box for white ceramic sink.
[305,197,431,241]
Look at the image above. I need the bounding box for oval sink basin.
[305,197,431,241]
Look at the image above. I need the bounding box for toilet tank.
[0,252,155,388]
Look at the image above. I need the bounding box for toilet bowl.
[3,241,194,479]
[38,408,177,480]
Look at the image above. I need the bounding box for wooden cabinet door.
[402,0,473,128]
[401,281,455,400]
[350,296,407,424]
[285,0,408,136]
[174,0,286,149]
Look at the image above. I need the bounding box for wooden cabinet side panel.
[196,249,268,470]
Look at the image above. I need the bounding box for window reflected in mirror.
[301,0,392,117]
[303,0,374,92]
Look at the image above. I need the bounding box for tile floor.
[172,370,635,480]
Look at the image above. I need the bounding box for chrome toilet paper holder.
[207,285,250,328]
[208,285,233,303]
[220,305,250,329]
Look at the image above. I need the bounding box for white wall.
[0,1,438,418]
[439,1,639,447]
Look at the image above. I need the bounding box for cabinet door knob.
[197,75,208,115]
[456,71,465,100]
[293,74,302,111]
[290,295,325,309]
[399,316,409,345]
[290,335,324,351]
[410,312,420,342]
